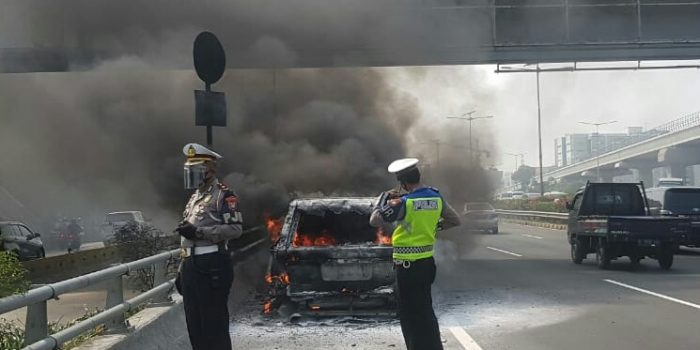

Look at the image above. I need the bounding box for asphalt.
[229,223,700,350]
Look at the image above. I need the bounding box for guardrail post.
[25,300,48,345]
[150,259,172,304]
[104,275,128,333]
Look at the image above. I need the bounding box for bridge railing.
[497,209,568,226]
[0,228,268,350]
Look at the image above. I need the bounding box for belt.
[393,245,433,255]
[181,245,219,258]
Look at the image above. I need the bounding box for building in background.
[554,127,660,168]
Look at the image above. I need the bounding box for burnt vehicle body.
[268,197,395,316]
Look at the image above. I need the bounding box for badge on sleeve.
[225,196,238,211]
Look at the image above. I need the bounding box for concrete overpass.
[4,0,700,72]
[545,111,700,184]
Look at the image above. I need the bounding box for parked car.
[0,221,45,260]
[566,182,690,270]
[463,202,499,234]
[657,177,685,187]
[647,186,700,247]
[101,211,147,245]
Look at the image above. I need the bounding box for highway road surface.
[230,223,700,350]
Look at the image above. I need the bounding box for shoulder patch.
[224,194,238,211]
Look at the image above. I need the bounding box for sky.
[391,64,700,172]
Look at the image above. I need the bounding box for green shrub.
[0,251,30,298]
[0,318,24,350]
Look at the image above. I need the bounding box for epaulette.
[428,186,440,193]
[217,182,230,191]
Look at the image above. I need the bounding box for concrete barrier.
[496,210,568,230]
[23,246,122,283]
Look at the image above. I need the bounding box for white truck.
[101,211,146,246]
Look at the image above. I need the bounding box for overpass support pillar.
[668,164,688,180]
[635,167,655,187]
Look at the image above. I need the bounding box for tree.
[511,165,536,191]
[0,251,30,298]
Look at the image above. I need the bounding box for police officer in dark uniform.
[369,158,461,350]
[175,143,243,350]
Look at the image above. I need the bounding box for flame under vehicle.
[266,197,396,317]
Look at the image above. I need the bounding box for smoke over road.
[0,1,496,232]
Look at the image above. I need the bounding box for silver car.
[463,202,499,234]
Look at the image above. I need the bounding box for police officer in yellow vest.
[370,158,461,350]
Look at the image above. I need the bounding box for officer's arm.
[196,191,243,242]
[440,200,462,230]
[369,201,405,227]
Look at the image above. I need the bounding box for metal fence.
[0,248,180,350]
[596,111,700,156]
[0,229,268,350]
[497,209,568,226]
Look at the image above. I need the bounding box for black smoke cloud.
[0,64,415,229]
[0,1,495,232]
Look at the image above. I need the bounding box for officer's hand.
[176,222,198,240]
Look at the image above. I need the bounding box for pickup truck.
[566,182,691,270]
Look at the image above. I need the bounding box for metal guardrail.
[0,227,269,350]
[496,209,568,225]
[1,248,180,350]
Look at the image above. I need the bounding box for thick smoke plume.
[0,1,496,234]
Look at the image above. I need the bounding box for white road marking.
[521,233,543,240]
[604,279,700,310]
[449,327,484,350]
[486,246,522,257]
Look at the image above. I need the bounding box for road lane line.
[449,327,484,350]
[604,279,700,310]
[486,246,522,257]
[521,233,543,240]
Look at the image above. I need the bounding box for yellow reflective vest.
[392,187,443,261]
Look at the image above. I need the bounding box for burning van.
[265,197,396,316]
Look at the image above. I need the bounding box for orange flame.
[375,228,392,246]
[292,229,337,247]
[264,272,290,285]
[265,216,284,243]
[263,300,273,314]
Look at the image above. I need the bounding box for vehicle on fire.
[267,197,395,317]
[462,202,498,234]
[566,182,691,270]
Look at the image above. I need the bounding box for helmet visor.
[184,164,209,189]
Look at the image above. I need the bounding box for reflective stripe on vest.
[392,195,443,261]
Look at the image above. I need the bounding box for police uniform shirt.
[181,178,243,248]
[369,185,461,229]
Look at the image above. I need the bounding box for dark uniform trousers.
[179,251,234,350]
[396,257,443,350]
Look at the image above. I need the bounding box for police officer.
[175,143,244,350]
[369,158,461,350]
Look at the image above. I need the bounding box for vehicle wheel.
[658,253,674,270]
[571,239,585,264]
[596,243,611,270]
[492,227,499,234]
[40,249,45,259]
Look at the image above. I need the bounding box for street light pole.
[536,64,544,196]
[579,120,618,182]
[448,112,494,163]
